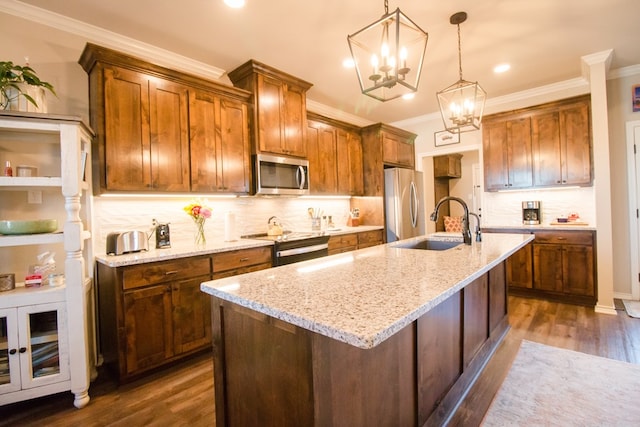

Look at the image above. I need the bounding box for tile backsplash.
[481,186,596,227]
[91,196,353,253]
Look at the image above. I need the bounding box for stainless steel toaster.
[106,231,149,255]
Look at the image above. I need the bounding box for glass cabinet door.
[18,303,70,389]
[0,308,20,393]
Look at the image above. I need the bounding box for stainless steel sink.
[393,239,462,251]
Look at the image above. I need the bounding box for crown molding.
[306,99,374,127]
[609,64,640,80]
[0,0,225,80]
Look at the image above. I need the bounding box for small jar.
[0,273,15,292]
[48,273,65,287]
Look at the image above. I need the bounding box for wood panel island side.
[200,233,533,427]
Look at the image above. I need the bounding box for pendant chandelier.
[436,11,486,134]
[347,0,428,102]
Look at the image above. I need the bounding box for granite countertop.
[483,223,596,232]
[200,232,533,350]
[94,225,384,268]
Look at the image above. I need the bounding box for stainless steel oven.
[242,233,329,266]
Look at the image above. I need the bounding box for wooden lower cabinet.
[96,247,272,382]
[357,229,384,248]
[327,229,384,255]
[488,229,596,306]
[327,233,358,255]
[213,246,273,278]
[211,262,508,426]
[533,231,595,302]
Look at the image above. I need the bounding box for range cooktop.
[241,231,326,242]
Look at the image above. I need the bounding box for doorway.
[626,120,640,300]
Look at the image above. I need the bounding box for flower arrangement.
[184,199,212,245]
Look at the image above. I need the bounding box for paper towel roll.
[224,212,237,242]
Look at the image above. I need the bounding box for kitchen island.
[200,232,533,426]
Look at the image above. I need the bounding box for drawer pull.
[239,257,249,262]
[556,237,567,240]
[164,270,179,275]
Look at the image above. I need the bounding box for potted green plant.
[0,61,56,111]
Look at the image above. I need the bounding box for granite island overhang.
[200,232,533,426]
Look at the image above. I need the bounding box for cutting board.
[550,221,589,226]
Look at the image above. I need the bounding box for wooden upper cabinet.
[79,43,252,194]
[483,94,591,192]
[102,66,190,192]
[532,98,592,187]
[380,128,415,168]
[482,117,533,191]
[336,129,364,196]
[228,60,312,158]
[361,123,417,196]
[307,113,363,196]
[307,119,338,193]
[433,154,462,178]
[189,89,251,193]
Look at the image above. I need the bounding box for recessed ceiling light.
[342,58,355,68]
[402,93,415,100]
[224,0,245,8]
[494,63,511,73]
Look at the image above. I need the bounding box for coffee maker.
[522,201,541,225]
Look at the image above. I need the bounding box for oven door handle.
[276,243,329,258]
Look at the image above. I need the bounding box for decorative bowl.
[0,219,58,235]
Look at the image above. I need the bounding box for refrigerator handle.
[410,181,418,227]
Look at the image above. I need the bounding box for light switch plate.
[28,190,42,204]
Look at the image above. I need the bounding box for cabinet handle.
[9,348,17,355]
[556,237,567,240]
[19,347,27,353]
[164,270,179,275]
[239,257,249,262]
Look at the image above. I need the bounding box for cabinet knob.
[19,347,27,353]
[9,348,17,355]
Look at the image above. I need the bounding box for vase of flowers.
[184,199,212,245]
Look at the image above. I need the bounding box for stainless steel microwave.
[255,154,310,195]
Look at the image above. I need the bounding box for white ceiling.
[14,0,640,124]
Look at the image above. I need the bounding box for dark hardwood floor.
[2,296,639,426]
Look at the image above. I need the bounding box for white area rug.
[622,299,640,318]
[482,340,640,426]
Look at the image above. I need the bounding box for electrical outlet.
[28,190,42,204]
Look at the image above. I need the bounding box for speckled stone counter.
[94,225,384,268]
[201,232,533,349]
[483,223,596,232]
[94,238,274,267]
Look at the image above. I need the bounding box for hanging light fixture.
[347,0,428,102]
[437,11,486,133]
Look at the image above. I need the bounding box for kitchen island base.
[210,261,508,427]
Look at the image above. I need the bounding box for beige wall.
[606,73,640,296]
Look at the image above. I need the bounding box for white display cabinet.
[0,111,93,408]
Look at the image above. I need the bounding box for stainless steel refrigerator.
[384,168,425,242]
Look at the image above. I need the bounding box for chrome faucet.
[430,196,472,245]
[469,212,482,242]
